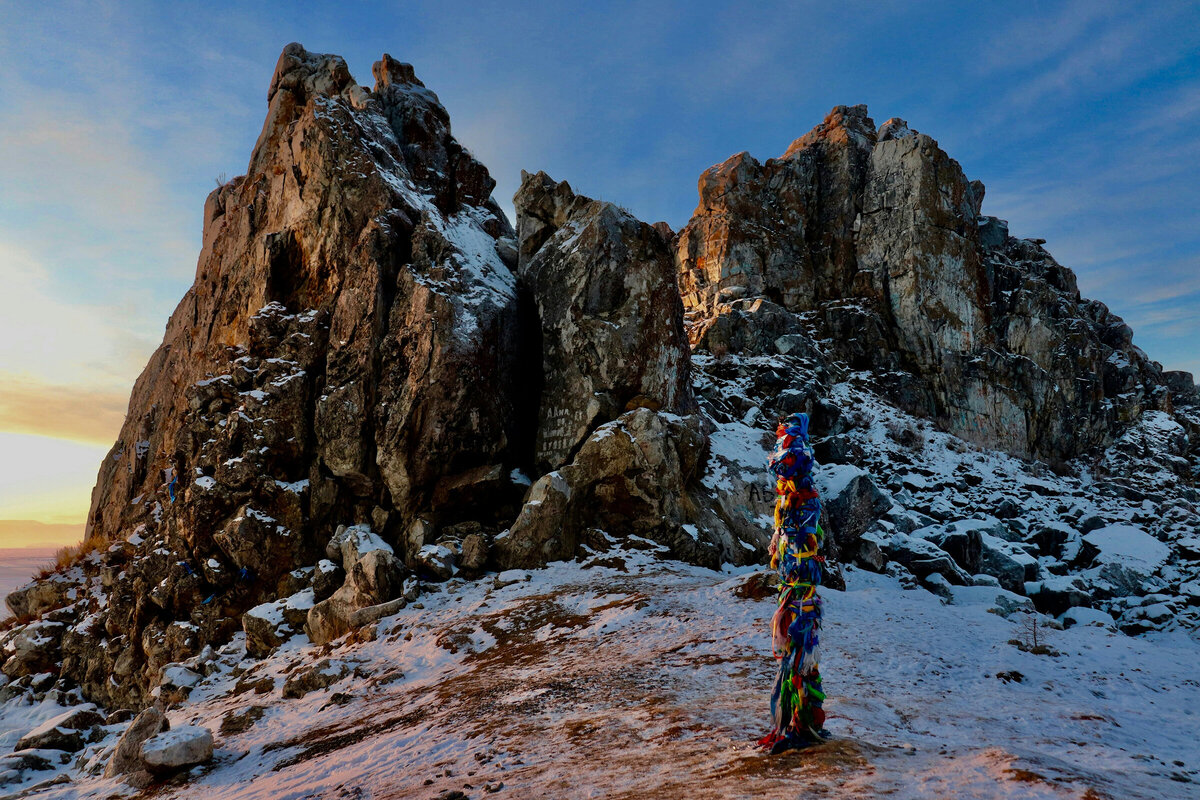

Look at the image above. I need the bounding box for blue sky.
[0,0,1198,526]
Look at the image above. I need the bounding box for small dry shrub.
[886,418,924,452]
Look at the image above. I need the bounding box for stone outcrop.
[814,465,892,565]
[306,525,407,645]
[4,44,736,708]
[495,408,732,569]
[677,105,1170,463]
[1,620,65,678]
[15,705,105,752]
[90,43,527,547]
[140,726,214,773]
[3,576,75,620]
[514,171,694,471]
[104,706,169,779]
[678,105,876,314]
[55,43,527,707]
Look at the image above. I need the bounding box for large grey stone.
[104,706,169,777]
[140,725,213,771]
[815,464,893,564]
[16,705,105,752]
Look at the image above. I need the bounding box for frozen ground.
[4,544,1198,799]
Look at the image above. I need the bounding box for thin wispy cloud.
[0,380,128,446]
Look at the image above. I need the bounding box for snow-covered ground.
[4,545,1198,799]
[3,361,1197,799]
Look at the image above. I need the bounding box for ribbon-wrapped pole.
[759,412,827,753]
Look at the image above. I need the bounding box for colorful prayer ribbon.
[759,412,827,751]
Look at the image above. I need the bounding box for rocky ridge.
[678,105,1172,464]
[2,45,1199,790]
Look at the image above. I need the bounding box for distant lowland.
[0,521,82,616]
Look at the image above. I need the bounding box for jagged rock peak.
[268,43,358,103]
[877,117,916,141]
[69,43,526,707]
[513,170,590,269]
[782,103,877,158]
[372,53,424,89]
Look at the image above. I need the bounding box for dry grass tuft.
[33,534,109,580]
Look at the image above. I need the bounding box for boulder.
[104,706,169,778]
[0,751,55,785]
[3,578,72,619]
[413,544,455,581]
[305,585,359,646]
[493,472,574,568]
[16,705,105,752]
[459,533,489,574]
[1082,524,1169,596]
[514,171,693,471]
[1,620,66,678]
[1060,606,1115,630]
[815,464,893,564]
[1030,522,1083,562]
[1025,575,1091,616]
[977,534,1038,593]
[306,528,406,645]
[349,597,407,628]
[921,572,955,601]
[1124,600,1179,633]
[140,725,213,772]
[349,548,405,601]
[913,522,983,574]
[883,534,973,585]
[242,589,315,657]
[855,530,889,572]
[330,524,393,572]
[494,409,732,569]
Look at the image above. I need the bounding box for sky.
[0,0,1197,543]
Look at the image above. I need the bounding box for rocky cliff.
[4,45,745,708]
[2,48,1198,726]
[677,105,1171,463]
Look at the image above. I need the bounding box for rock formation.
[676,105,1170,463]
[59,44,535,707]
[514,171,694,471]
[8,44,731,708]
[1,48,1197,726]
